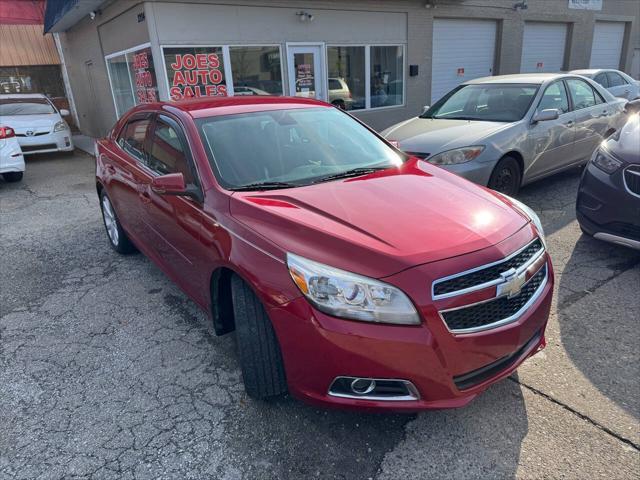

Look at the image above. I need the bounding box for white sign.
[568,0,603,10]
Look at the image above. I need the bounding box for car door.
[104,113,154,242]
[525,80,576,179]
[140,114,211,306]
[606,71,631,99]
[566,78,612,162]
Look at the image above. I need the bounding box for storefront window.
[106,45,158,118]
[370,46,403,108]
[229,46,283,95]
[327,46,365,110]
[163,46,227,100]
[0,66,65,97]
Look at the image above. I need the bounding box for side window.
[566,79,597,110]
[328,79,342,90]
[537,82,569,114]
[117,117,152,162]
[147,119,195,185]
[593,73,609,88]
[606,72,627,87]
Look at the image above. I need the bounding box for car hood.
[230,159,529,278]
[1,114,61,131]
[608,114,640,164]
[382,117,512,156]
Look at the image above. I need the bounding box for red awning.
[0,0,45,25]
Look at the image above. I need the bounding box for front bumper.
[16,130,74,155]
[576,162,640,249]
[436,158,496,187]
[269,227,553,412]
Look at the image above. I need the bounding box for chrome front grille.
[441,265,547,332]
[433,237,548,334]
[624,166,640,198]
[432,238,544,299]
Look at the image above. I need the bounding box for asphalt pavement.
[0,151,638,479]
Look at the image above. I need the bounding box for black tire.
[488,156,522,196]
[2,172,23,183]
[231,275,287,399]
[99,190,136,254]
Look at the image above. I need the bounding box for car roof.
[464,73,567,85]
[570,69,602,75]
[0,93,48,99]
[144,95,330,119]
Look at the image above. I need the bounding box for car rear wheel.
[2,172,23,183]
[231,274,287,399]
[488,156,522,196]
[99,190,136,254]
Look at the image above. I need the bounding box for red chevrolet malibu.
[96,96,553,411]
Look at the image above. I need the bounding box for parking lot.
[0,150,638,479]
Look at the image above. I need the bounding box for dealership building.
[44,0,640,137]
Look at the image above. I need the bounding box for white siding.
[431,19,497,103]
[589,21,625,69]
[520,22,568,73]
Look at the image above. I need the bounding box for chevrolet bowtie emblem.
[496,268,526,299]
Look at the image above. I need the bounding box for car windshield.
[0,98,56,115]
[422,84,539,122]
[196,107,406,190]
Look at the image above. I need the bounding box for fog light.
[328,376,420,401]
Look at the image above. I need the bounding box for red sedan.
[96,96,553,411]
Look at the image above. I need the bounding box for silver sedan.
[382,73,628,195]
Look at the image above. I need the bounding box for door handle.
[139,190,152,203]
[105,164,116,175]
[565,120,574,127]
[598,110,608,117]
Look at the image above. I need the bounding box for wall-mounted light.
[513,0,528,11]
[296,11,315,22]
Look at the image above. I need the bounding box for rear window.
[0,98,56,115]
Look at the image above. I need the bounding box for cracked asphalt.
[1,151,638,479]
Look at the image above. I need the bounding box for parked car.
[0,94,74,155]
[96,96,553,411]
[233,86,271,96]
[328,77,354,110]
[576,100,640,250]
[0,126,25,182]
[570,69,640,100]
[382,73,627,195]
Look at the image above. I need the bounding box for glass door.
[287,45,325,101]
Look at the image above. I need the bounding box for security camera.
[89,11,97,20]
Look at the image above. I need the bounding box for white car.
[0,126,25,183]
[0,94,74,155]
[570,69,640,100]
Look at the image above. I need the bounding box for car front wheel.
[488,156,522,196]
[99,190,136,254]
[231,274,287,399]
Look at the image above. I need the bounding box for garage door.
[589,21,625,69]
[431,19,497,103]
[520,22,568,73]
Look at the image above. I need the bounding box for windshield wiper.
[231,181,299,191]
[311,166,389,184]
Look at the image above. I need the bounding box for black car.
[576,100,640,250]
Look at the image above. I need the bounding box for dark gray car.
[383,73,627,195]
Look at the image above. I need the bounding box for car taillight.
[0,126,15,139]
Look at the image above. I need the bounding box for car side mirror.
[151,173,203,202]
[624,99,640,113]
[532,108,560,123]
[421,105,430,115]
[60,109,70,116]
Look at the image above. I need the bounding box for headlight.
[427,146,485,165]
[592,148,622,174]
[53,120,68,132]
[287,253,420,325]
[498,193,545,243]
